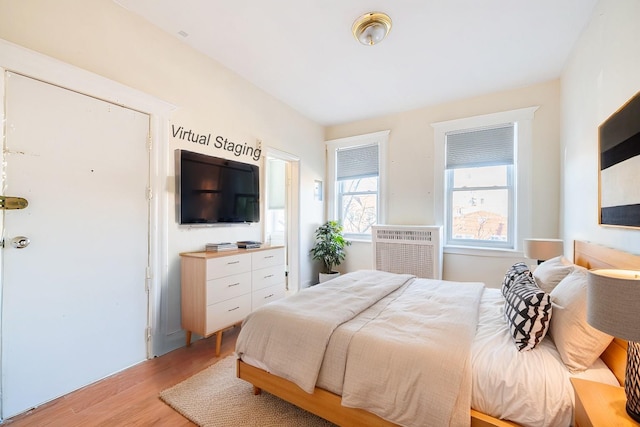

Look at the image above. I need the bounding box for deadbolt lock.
[0,196,28,210]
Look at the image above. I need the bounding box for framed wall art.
[598,91,640,227]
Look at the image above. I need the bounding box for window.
[446,124,514,249]
[432,107,538,252]
[326,131,388,240]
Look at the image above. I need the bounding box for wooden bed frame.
[237,240,634,426]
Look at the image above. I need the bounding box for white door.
[1,72,150,418]
[263,150,300,293]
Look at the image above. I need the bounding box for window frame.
[336,176,379,240]
[446,160,515,249]
[432,107,538,253]
[326,130,389,241]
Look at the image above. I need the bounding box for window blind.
[267,159,286,209]
[446,124,514,169]
[337,144,379,180]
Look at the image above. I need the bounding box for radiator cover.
[372,225,443,279]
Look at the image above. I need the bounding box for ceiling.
[113,0,598,126]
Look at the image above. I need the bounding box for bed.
[235,241,633,426]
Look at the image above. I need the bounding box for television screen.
[176,149,260,224]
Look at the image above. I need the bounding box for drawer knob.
[264,274,274,279]
[228,306,240,312]
[264,255,274,259]
[228,282,240,287]
[227,261,240,265]
[264,294,274,299]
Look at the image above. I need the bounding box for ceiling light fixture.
[352,12,392,46]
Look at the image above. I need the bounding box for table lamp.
[523,238,564,264]
[587,269,640,422]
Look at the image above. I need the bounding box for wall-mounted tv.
[176,149,260,224]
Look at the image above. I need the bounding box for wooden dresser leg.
[253,386,262,395]
[215,330,223,356]
[185,331,192,347]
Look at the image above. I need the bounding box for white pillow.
[549,267,613,372]
[533,256,574,293]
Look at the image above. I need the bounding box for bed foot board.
[236,359,516,427]
[237,359,397,426]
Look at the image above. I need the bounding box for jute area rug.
[160,356,336,426]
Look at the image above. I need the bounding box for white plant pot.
[319,271,340,283]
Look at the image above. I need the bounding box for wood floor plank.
[4,327,240,426]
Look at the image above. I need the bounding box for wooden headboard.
[574,240,636,386]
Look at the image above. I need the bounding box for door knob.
[11,236,30,249]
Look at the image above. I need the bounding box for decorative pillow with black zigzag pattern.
[504,276,553,351]
[501,262,532,297]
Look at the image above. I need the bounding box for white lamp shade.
[587,269,640,342]
[523,238,563,261]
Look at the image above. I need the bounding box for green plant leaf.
[310,220,352,273]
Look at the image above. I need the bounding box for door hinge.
[146,327,152,341]
[145,267,152,293]
[146,187,153,200]
[147,133,152,151]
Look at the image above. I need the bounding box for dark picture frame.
[598,91,640,228]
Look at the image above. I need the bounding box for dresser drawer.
[252,248,284,270]
[206,253,250,279]
[252,283,286,310]
[205,293,251,335]
[206,272,251,305]
[252,264,284,291]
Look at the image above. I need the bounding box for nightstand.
[571,378,639,426]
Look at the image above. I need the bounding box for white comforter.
[236,270,485,427]
[236,270,414,393]
[341,278,484,427]
[471,288,619,427]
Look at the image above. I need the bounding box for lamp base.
[626,341,640,422]
[626,403,640,423]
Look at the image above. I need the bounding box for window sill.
[346,237,372,244]
[444,245,524,259]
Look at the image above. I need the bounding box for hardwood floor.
[4,327,241,426]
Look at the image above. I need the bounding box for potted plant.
[310,220,352,283]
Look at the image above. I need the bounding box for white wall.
[326,80,563,287]
[0,0,325,354]
[561,0,640,257]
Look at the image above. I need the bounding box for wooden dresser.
[180,246,285,355]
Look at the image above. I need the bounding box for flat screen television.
[176,149,260,224]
